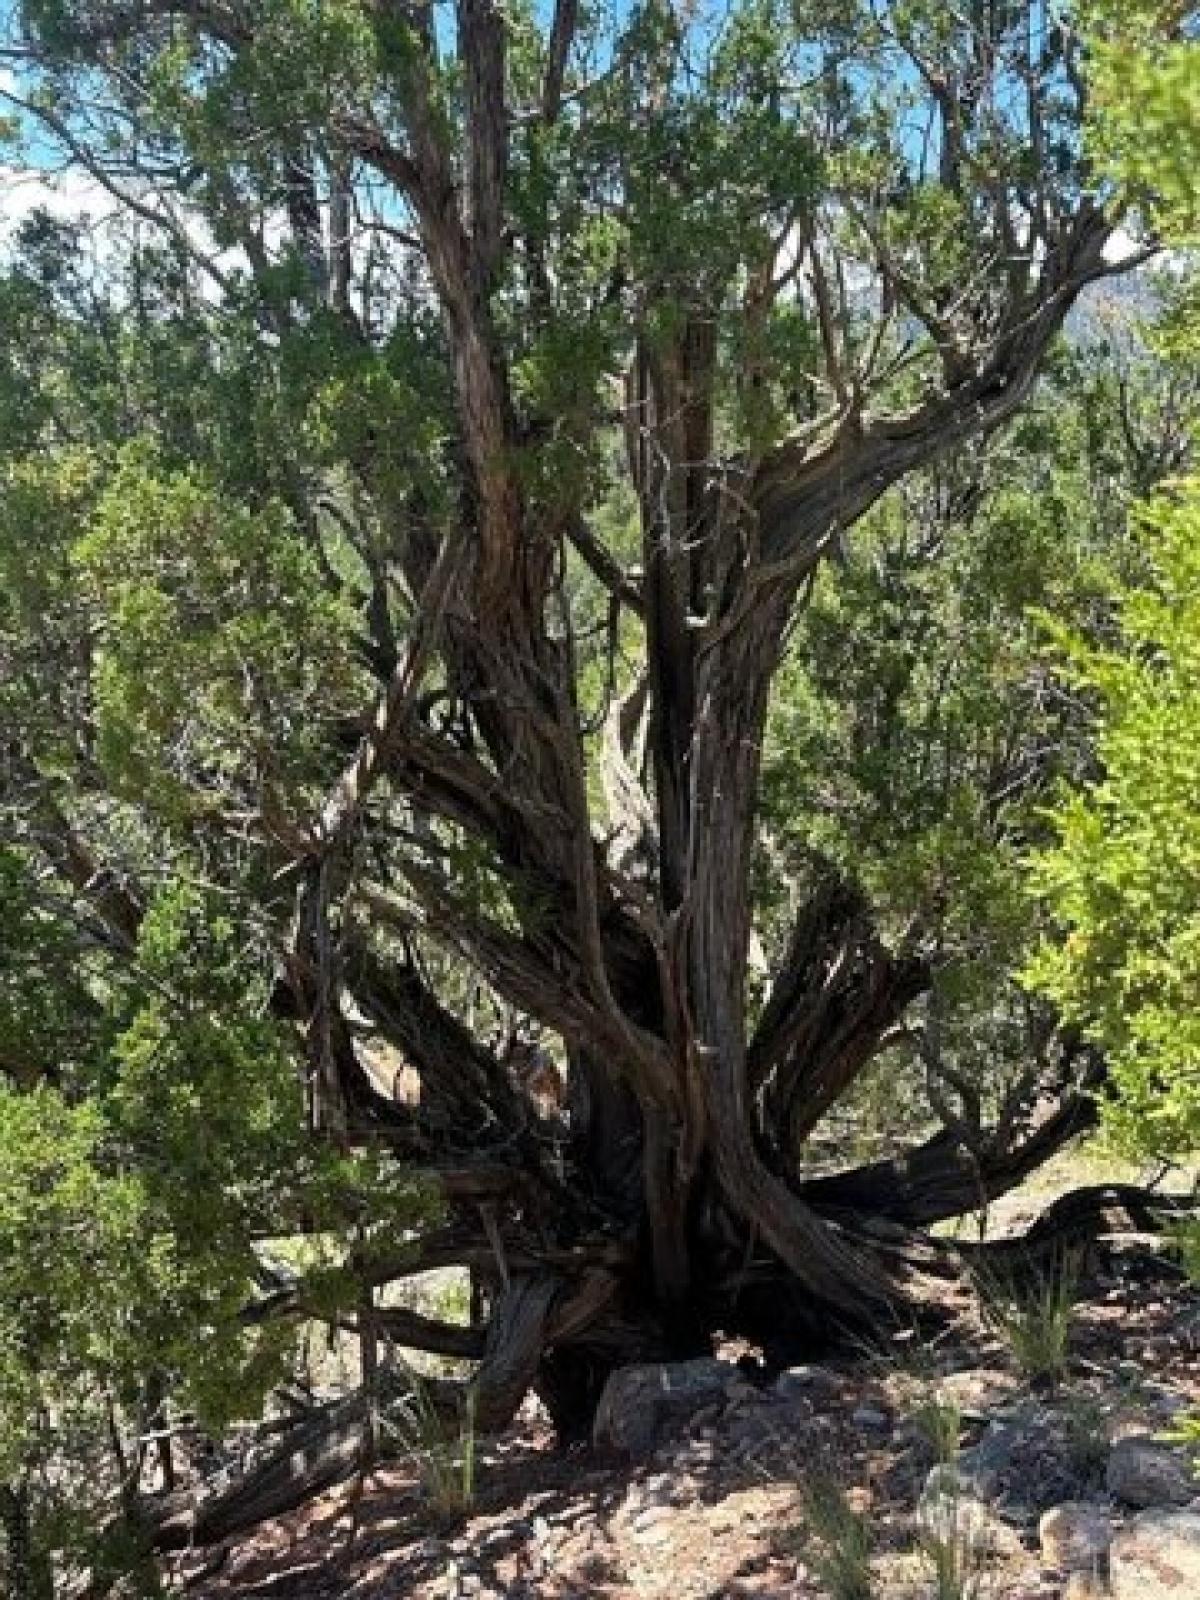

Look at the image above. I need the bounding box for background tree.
[1030,0,1200,1168]
[0,0,1173,1545]
[1029,485,1200,1161]
[764,321,1193,1188]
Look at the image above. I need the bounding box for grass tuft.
[387,1376,478,1519]
[793,1472,874,1600]
[920,1507,987,1600]
[911,1391,963,1466]
[975,1251,1080,1387]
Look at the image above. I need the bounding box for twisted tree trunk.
[11,0,1166,1548]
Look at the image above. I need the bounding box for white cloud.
[0,165,116,243]
[0,160,369,305]
[0,163,251,289]
[1101,222,1159,269]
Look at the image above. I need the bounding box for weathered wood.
[19,0,1148,1495]
[152,1395,371,1551]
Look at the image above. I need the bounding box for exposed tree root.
[150,1180,1195,1554]
[152,1394,370,1551]
[960,1183,1197,1282]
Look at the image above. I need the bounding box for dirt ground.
[172,1154,1200,1599]
[170,1285,1197,1596]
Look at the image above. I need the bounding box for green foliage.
[758,343,1160,1140]
[387,1379,478,1521]
[104,886,438,1417]
[75,446,364,815]
[0,847,106,1089]
[0,1085,143,1479]
[0,869,439,1578]
[0,197,447,1576]
[911,1393,963,1467]
[1088,1,1200,234]
[1026,11,1200,1169]
[0,1083,167,1588]
[1028,488,1200,1158]
[974,1254,1080,1387]
[787,1474,873,1600]
[764,380,1131,945]
[0,445,103,759]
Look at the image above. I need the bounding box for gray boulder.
[1107,1436,1198,1509]
[592,1358,735,1459]
[917,1487,1022,1558]
[772,1364,839,1402]
[1110,1508,1200,1599]
[1039,1501,1113,1572]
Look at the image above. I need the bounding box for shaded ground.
[173,1243,1200,1599]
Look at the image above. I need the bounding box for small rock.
[631,1505,672,1533]
[918,1492,1001,1551]
[1110,1508,1200,1599]
[773,1365,839,1400]
[1107,1436,1198,1509]
[923,1460,998,1505]
[1039,1502,1113,1572]
[1064,1574,1112,1599]
[933,1367,1018,1419]
[851,1405,889,1430]
[955,1422,1017,1501]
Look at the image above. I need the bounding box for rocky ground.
[170,1241,1200,1600]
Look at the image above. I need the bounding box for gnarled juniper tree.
[0,0,1168,1521]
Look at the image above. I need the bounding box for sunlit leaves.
[1028,485,1200,1158]
[1087,0,1200,234]
[74,445,365,816]
[0,1084,147,1480]
[1019,4,1200,1162]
